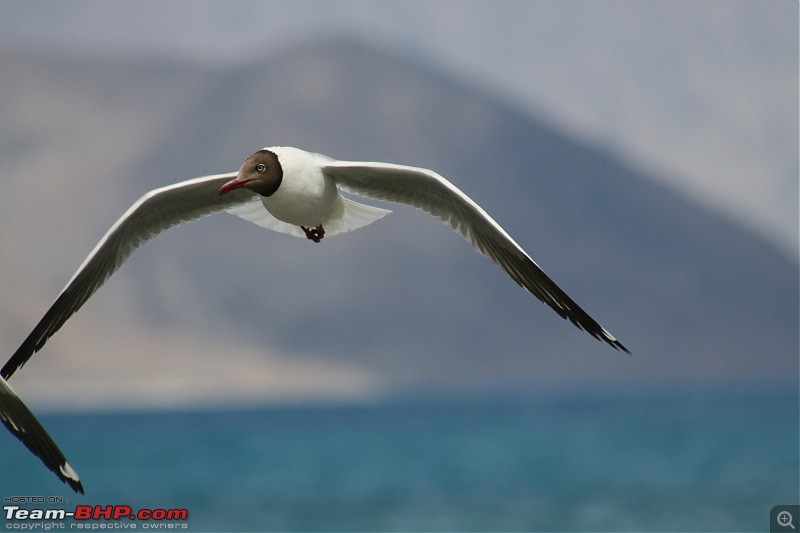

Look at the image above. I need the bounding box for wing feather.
[0,376,83,493]
[323,161,629,353]
[2,173,256,378]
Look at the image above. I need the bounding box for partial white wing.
[323,161,629,353]
[2,173,257,379]
[0,376,83,493]
[226,198,308,238]
[226,196,391,238]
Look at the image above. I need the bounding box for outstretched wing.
[323,161,629,353]
[2,173,257,379]
[0,376,83,493]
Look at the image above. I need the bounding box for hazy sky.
[1,0,797,256]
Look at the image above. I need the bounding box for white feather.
[226,196,391,238]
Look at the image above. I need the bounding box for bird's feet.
[301,225,325,243]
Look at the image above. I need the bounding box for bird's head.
[219,149,283,197]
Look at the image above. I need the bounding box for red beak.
[218,177,248,196]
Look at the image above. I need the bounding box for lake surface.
[1,386,797,531]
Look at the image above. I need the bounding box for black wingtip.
[0,377,84,494]
[58,461,85,494]
[597,327,630,355]
[616,340,632,355]
[1,339,31,380]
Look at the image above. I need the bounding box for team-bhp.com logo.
[4,504,189,529]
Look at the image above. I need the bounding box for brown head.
[219,149,283,197]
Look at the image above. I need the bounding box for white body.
[262,146,338,226]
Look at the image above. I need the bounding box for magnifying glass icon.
[778,510,796,530]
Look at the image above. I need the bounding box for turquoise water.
[1,387,797,531]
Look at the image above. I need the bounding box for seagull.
[3,146,629,492]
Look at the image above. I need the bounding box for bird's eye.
[256,163,267,173]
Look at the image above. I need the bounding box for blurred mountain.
[0,41,796,406]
